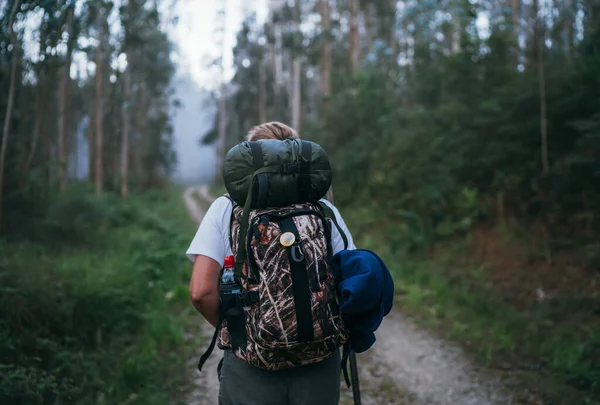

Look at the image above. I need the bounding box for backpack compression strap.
[234,140,321,280]
[318,200,353,388]
[318,201,349,250]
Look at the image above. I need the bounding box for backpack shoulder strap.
[318,201,349,250]
[223,194,237,250]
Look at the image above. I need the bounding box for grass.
[339,205,600,405]
[0,184,199,405]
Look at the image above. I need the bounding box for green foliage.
[213,1,600,401]
[0,187,194,405]
[356,231,600,403]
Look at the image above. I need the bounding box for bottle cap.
[224,255,235,268]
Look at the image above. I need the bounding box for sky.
[169,0,268,89]
[167,0,269,184]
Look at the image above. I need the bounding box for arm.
[189,254,221,327]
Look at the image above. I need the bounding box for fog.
[170,73,218,186]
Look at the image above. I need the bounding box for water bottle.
[221,255,240,296]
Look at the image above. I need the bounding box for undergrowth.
[341,204,600,405]
[0,184,197,405]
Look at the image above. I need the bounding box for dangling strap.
[197,313,226,371]
[341,341,352,388]
[318,201,349,250]
[197,289,260,372]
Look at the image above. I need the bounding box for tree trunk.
[451,14,461,53]
[95,11,104,195]
[259,58,267,123]
[120,62,131,198]
[132,85,148,182]
[215,82,227,182]
[506,0,519,65]
[534,0,549,174]
[363,3,375,58]
[87,92,95,182]
[320,0,331,97]
[26,72,45,174]
[348,0,360,74]
[291,0,301,132]
[291,57,301,132]
[58,6,74,192]
[26,12,50,176]
[269,0,284,89]
[565,0,574,64]
[512,0,519,37]
[0,0,21,230]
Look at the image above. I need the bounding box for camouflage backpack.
[197,138,350,373]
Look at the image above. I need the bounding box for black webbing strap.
[226,301,247,351]
[197,294,234,372]
[234,166,282,279]
[318,202,349,250]
[279,217,314,342]
[341,341,352,388]
[197,289,260,372]
[298,141,312,199]
[248,142,268,207]
[248,141,263,168]
[223,194,237,251]
[217,357,224,381]
[234,164,330,279]
[197,315,224,371]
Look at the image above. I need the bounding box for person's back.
[186,122,356,405]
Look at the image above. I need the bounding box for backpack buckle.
[280,163,299,174]
[239,290,260,306]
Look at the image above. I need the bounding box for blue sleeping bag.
[331,249,394,353]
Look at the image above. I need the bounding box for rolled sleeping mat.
[223,138,332,208]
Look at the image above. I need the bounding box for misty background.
[169,73,217,186]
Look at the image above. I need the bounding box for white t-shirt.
[186,197,356,266]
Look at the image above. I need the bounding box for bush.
[0,187,193,404]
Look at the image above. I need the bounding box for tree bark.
[87,85,95,182]
[120,61,131,198]
[348,0,360,74]
[26,72,45,174]
[0,0,21,230]
[95,10,104,195]
[512,0,519,38]
[565,0,574,64]
[215,82,227,182]
[291,0,301,132]
[451,14,461,54]
[259,58,267,123]
[26,12,49,175]
[534,0,549,174]
[320,0,331,97]
[58,6,74,192]
[291,57,301,132]
[269,0,284,89]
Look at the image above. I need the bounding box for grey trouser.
[218,349,341,405]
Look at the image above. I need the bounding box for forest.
[205,0,600,402]
[1,0,599,403]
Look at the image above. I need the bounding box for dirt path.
[183,186,220,405]
[342,312,513,405]
[183,187,512,405]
